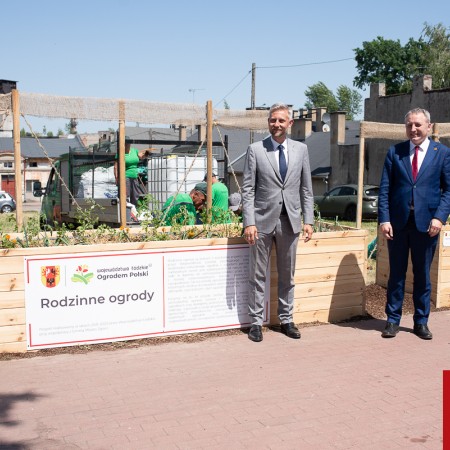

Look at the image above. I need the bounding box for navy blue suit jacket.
[378,139,450,232]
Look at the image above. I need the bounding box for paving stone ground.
[1,311,449,449]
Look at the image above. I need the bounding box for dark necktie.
[412,146,419,181]
[278,144,287,181]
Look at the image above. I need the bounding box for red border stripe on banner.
[444,371,450,449]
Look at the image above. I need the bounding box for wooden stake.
[11,89,23,231]
[118,101,126,227]
[356,122,366,229]
[206,100,213,223]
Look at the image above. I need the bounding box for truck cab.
[33,147,121,227]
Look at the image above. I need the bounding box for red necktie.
[412,146,419,181]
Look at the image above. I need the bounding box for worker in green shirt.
[203,173,230,223]
[162,182,207,226]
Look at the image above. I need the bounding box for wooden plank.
[297,237,367,255]
[0,272,24,292]
[296,279,364,298]
[0,308,26,326]
[0,324,26,344]
[270,278,364,300]
[435,282,450,308]
[272,251,365,272]
[295,251,365,269]
[306,229,367,239]
[293,292,363,312]
[0,256,24,276]
[1,237,247,258]
[437,257,450,270]
[0,341,27,353]
[291,264,366,284]
[291,306,364,324]
[0,291,25,309]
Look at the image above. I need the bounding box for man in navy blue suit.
[378,108,450,340]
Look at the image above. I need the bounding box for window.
[340,186,357,196]
[26,180,40,192]
[3,162,13,168]
[328,187,343,197]
[365,187,379,197]
[29,161,38,168]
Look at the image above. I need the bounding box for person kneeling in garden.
[162,182,207,226]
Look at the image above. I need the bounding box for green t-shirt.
[211,182,231,223]
[115,147,140,179]
[124,147,140,179]
[162,193,196,226]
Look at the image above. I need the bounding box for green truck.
[33,145,126,227]
[33,140,225,228]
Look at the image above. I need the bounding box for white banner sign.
[24,244,270,349]
[443,231,450,247]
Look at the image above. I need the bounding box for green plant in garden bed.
[1,201,376,250]
[0,202,245,249]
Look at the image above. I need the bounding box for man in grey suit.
[242,103,314,342]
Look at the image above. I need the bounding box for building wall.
[364,75,450,123]
[330,75,450,189]
[0,153,51,201]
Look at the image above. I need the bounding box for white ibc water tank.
[147,155,218,207]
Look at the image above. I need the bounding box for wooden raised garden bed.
[1,228,368,353]
[376,224,450,309]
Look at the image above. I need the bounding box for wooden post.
[432,123,439,142]
[11,89,23,231]
[206,100,213,223]
[356,121,366,229]
[118,101,126,227]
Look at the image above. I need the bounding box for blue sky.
[3,0,449,133]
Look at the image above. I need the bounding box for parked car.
[314,184,379,220]
[0,191,16,213]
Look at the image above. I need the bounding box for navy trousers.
[386,213,438,324]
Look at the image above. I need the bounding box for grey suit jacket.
[242,136,314,234]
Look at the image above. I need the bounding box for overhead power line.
[214,71,251,107]
[216,57,354,107]
[257,57,354,69]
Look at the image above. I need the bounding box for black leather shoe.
[248,325,263,342]
[381,322,399,338]
[413,324,433,340]
[280,322,301,339]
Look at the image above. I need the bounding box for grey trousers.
[248,214,299,326]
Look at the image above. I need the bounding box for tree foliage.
[304,82,338,112]
[303,82,362,120]
[353,36,426,94]
[336,85,362,120]
[420,22,450,89]
[353,22,449,94]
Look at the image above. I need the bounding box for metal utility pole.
[250,63,256,144]
[251,63,256,110]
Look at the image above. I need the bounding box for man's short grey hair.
[405,107,431,123]
[269,103,292,119]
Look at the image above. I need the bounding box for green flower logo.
[71,264,94,284]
